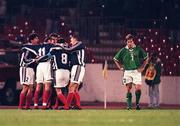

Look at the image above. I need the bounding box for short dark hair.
[125,34,134,41]
[28,33,39,42]
[44,37,51,42]
[49,33,59,38]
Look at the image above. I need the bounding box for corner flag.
[102,60,108,79]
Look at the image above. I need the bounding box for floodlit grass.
[0,109,180,126]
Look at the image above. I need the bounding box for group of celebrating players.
[18,32,85,110]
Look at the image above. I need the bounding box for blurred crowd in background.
[0,0,180,75]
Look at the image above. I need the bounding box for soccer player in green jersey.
[113,34,148,110]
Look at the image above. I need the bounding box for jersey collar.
[125,44,136,49]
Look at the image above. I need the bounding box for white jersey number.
[61,53,68,64]
[129,49,134,61]
[38,47,45,56]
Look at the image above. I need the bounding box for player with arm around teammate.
[63,34,85,110]
[33,38,54,109]
[113,34,148,110]
[18,33,40,109]
[37,39,71,110]
[43,33,60,109]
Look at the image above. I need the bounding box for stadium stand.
[0,0,180,76]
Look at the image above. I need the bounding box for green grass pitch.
[0,109,180,126]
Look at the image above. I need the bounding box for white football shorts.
[20,67,35,85]
[36,61,53,84]
[54,69,70,88]
[70,65,85,84]
[122,70,142,85]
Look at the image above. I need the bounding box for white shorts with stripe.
[19,67,35,85]
[36,61,53,84]
[54,69,70,88]
[70,65,85,84]
[122,70,142,85]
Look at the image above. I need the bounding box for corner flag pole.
[102,60,108,109]
[104,79,107,109]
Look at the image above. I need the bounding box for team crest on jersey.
[122,78,126,85]
[25,77,29,82]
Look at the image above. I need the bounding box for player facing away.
[113,34,148,110]
[44,33,60,109]
[63,34,85,110]
[18,33,40,109]
[37,40,70,110]
[33,40,54,109]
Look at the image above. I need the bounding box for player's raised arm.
[61,41,83,51]
[35,45,61,63]
[36,52,53,62]
[21,45,38,56]
[22,50,37,66]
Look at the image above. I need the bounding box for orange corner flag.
[102,60,108,79]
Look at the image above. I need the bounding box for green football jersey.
[114,45,147,70]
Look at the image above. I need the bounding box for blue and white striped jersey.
[50,46,71,70]
[36,45,71,70]
[69,41,85,67]
[37,42,54,62]
[20,43,39,68]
